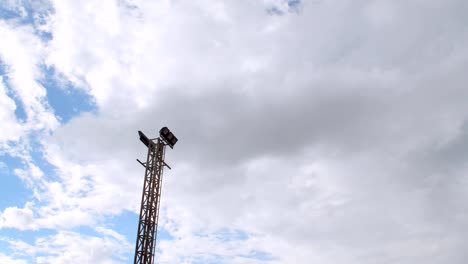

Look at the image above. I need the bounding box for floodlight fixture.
[138,130,151,147]
[159,126,178,148]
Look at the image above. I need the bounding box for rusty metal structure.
[134,128,178,264]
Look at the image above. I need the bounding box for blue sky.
[2,0,468,263]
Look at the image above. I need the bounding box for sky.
[1,0,468,263]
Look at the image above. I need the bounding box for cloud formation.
[1,0,468,263]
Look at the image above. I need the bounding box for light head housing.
[138,130,151,147]
[159,126,178,148]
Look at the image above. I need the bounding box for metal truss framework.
[134,137,167,264]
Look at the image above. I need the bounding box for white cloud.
[3,0,468,263]
[33,230,131,264]
[3,228,131,264]
[0,204,34,230]
[0,77,22,143]
[0,21,58,134]
[0,253,27,264]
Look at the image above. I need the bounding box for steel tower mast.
[134,127,178,264]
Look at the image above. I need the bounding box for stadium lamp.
[159,126,178,149]
[138,130,151,147]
